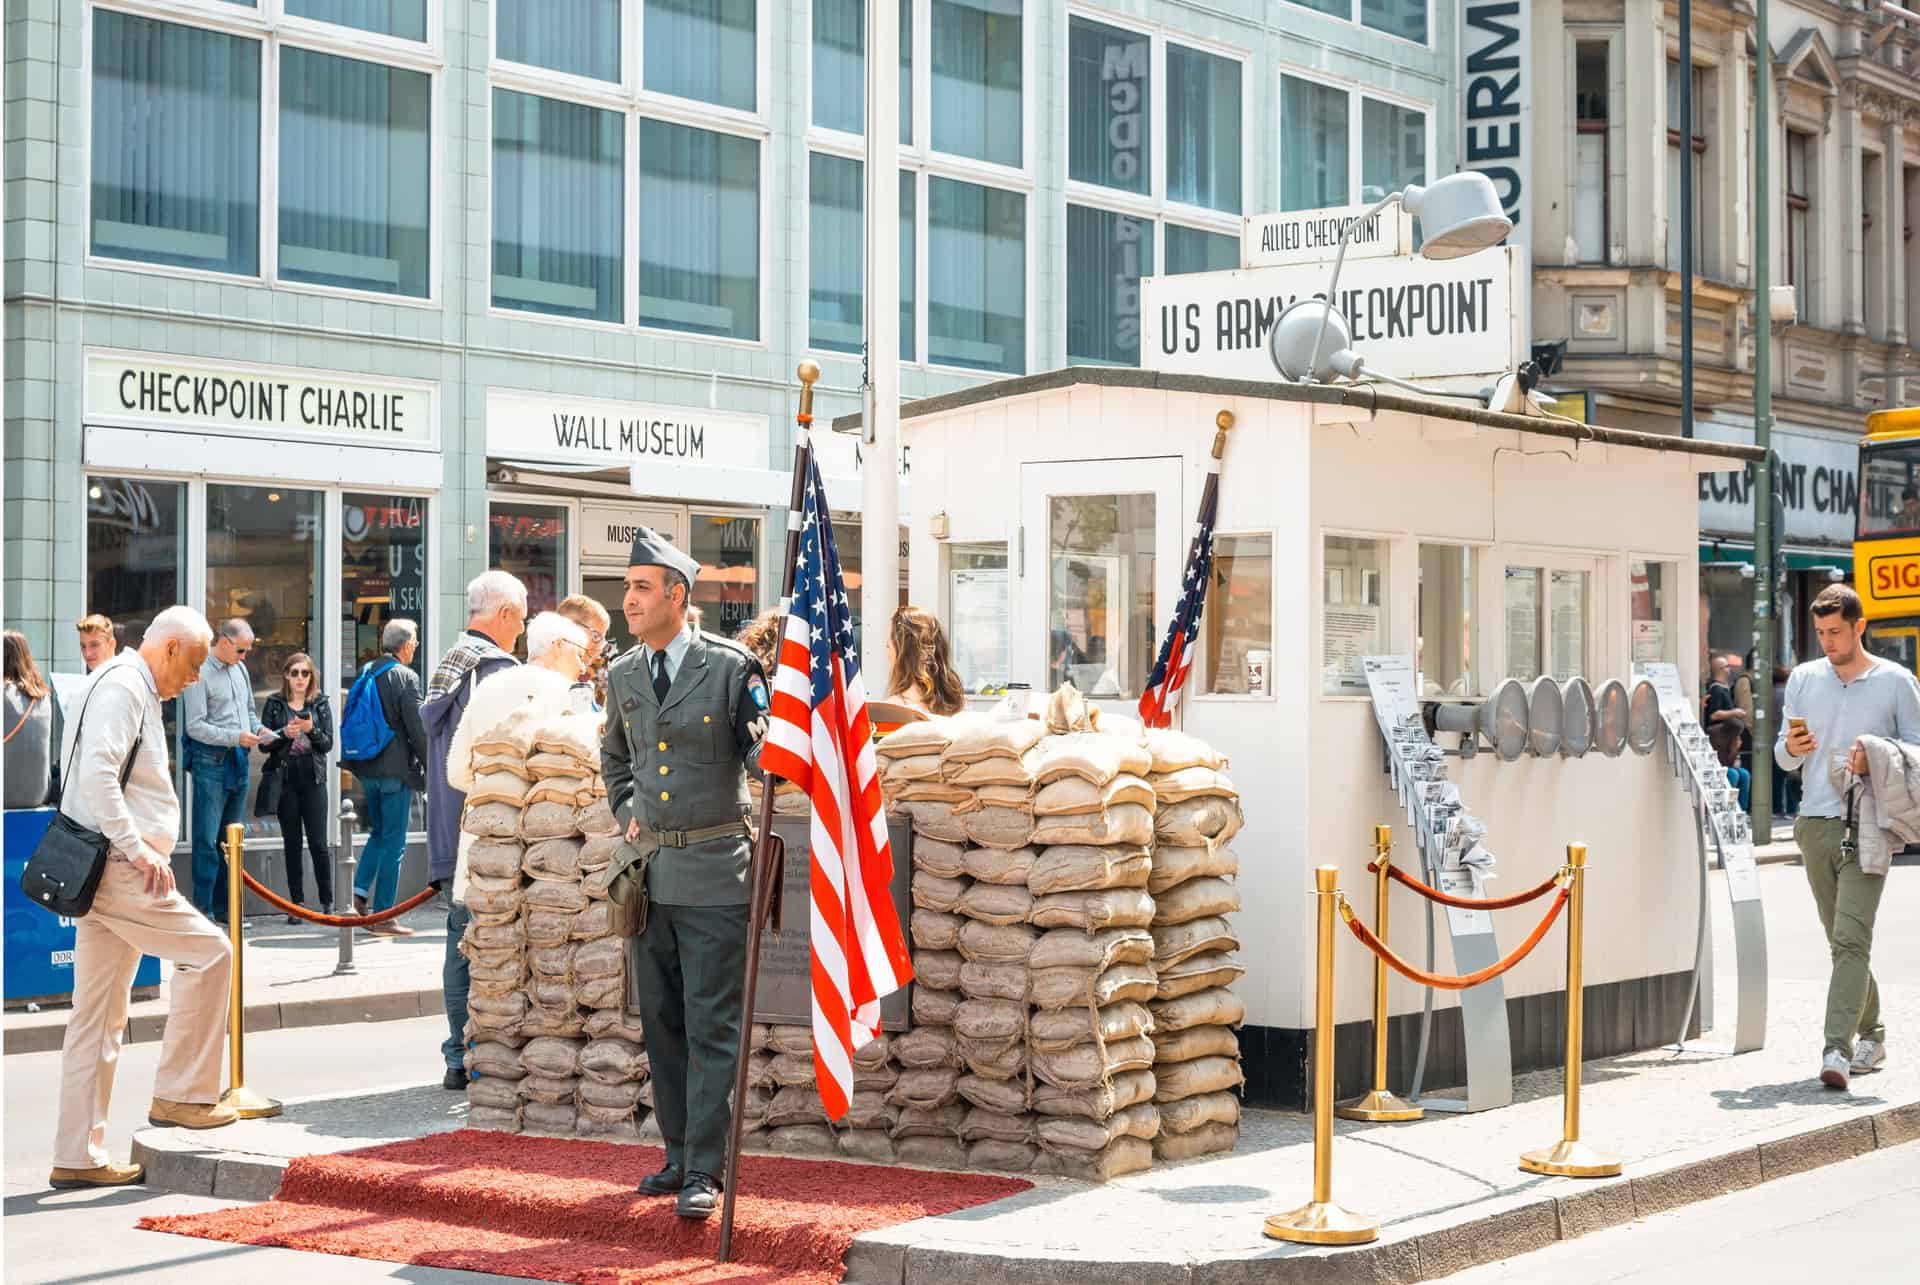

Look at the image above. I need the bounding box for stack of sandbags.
[894,803,971,1171]
[1145,729,1247,1162]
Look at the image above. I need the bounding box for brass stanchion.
[1265,865,1378,1245]
[1518,843,1617,1178]
[217,824,281,1120]
[1337,824,1423,1123]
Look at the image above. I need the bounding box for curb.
[4,988,445,1056]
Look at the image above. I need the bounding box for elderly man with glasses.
[180,618,269,920]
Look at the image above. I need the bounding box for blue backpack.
[338,659,399,764]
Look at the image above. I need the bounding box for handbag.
[20,667,144,919]
[254,764,283,818]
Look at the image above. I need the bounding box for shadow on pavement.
[1711,1080,1888,1111]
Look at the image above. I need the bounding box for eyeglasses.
[287,668,311,677]
[235,648,251,658]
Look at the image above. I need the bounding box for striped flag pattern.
[1138,476,1218,730]
[759,452,915,1121]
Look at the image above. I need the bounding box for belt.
[655,819,750,849]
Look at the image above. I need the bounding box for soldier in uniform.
[601,528,770,1220]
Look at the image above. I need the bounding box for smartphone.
[1787,716,1808,735]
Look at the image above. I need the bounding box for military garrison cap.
[627,526,700,585]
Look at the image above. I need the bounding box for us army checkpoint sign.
[1140,246,1521,383]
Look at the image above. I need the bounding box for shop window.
[645,0,757,113]
[638,119,760,340]
[838,519,912,654]
[1049,495,1155,699]
[689,513,762,639]
[90,10,262,276]
[1323,535,1387,694]
[1700,561,1755,677]
[947,543,1010,693]
[1505,565,1590,682]
[931,0,1023,169]
[1203,534,1274,695]
[497,0,621,83]
[810,0,912,142]
[493,90,625,322]
[289,0,428,42]
[279,47,432,298]
[1164,225,1237,275]
[1418,543,1476,697]
[1630,559,1679,666]
[1066,205,1153,366]
[928,176,1025,372]
[340,493,429,832]
[489,500,569,638]
[806,155,915,359]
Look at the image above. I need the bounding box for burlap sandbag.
[964,805,1037,850]
[958,1073,1028,1115]
[468,839,524,881]
[1030,927,1154,972]
[957,920,1037,964]
[533,714,600,763]
[968,1139,1040,1173]
[891,1101,967,1138]
[746,1053,776,1090]
[572,974,621,1008]
[524,880,589,913]
[896,1135,968,1169]
[883,753,944,785]
[946,756,1035,788]
[1033,1135,1152,1181]
[876,719,955,759]
[467,949,525,990]
[838,1130,897,1164]
[520,800,579,839]
[468,1076,522,1112]
[844,1091,899,1133]
[463,802,522,838]
[522,1036,583,1078]
[910,909,963,951]
[527,750,587,780]
[853,1032,891,1067]
[1149,987,1246,1033]
[894,1026,961,1068]
[523,908,574,948]
[910,986,962,1027]
[466,771,528,808]
[1031,804,1154,849]
[961,845,1035,886]
[902,800,968,842]
[578,1038,645,1084]
[888,1066,962,1109]
[466,873,523,918]
[1031,887,1155,931]
[1144,728,1226,774]
[1154,951,1245,1000]
[579,832,621,873]
[528,975,573,1009]
[1159,1090,1240,1135]
[912,948,964,991]
[1028,733,1153,785]
[911,836,968,879]
[1031,1033,1155,1090]
[1029,1000,1153,1052]
[766,1025,813,1055]
[468,1105,522,1134]
[473,706,541,759]
[766,1124,838,1156]
[1148,767,1237,804]
[957,881,1032,925]
[1033,774,1155,817]
[472,751,533,781]
[469,1041,526,1080]
[1155,796,1244,845]
[1036,1101,1160,1152]
[1147,844,1240,895]
[855,1061,898,1093]
[893,780,972,804]
[1153,1121,1238,1162]
[1151,876,1240,926]
[1152,1024,1242,1064]
[967,784,1036,812]
[942,715,1046,763]
[469,906,521,931]
[767,1086,831,1127]
[525,837,585,880]
[953,997,1026,1044]
[959,960,1029,1002]
[1028,962,1158,1011]
[572,799,619,838]
[1028,844,1151,895]
[769,1051,817,1088]
[1151,1055,1245,1101]
[1031,1067,1156,1120]
[1151,915,1241,966]
[572,900,613,940]
[584,1009,648,1042]
[912,870,969,913]
[468,917,526,951]
[956,1035,1026,1081]
[518,1005,586,1038]
[518,1073,576,1104]
[960,1106,1033,1144]
[469,990,529,1032]
[529,940,577,978]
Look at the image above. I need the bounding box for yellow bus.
[1856,406,1920,670]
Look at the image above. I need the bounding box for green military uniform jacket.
[600,629,768,906]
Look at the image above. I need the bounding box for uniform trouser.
[629,901,748,1180]
[55,857,232,1169]
[1795,817,1888,1055]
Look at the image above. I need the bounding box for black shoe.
[354,894,368,916]
[675,1172,720,1219]
[443,1066,468,1091]
[637,1163,685,1196]
[285,913,302,925]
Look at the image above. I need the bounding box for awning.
[1698,542,1852,573]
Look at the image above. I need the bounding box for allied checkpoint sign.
[1140,246,1522,384]
[1241,204,1415,270]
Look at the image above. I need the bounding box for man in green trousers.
[601,528,770,1219]
[1776,584,1920,1090]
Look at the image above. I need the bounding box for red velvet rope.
[1368,860,1565,910]
[239,870,438,927]
[1340,887,1570,991]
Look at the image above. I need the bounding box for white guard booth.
[844,369,1764,1108]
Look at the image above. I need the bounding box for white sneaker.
[1820,1049,1851,1090]
[1852,1039,1887,1075]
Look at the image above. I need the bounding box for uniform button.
[658,765,669,776]
[658,741,667,752]
[703,715,713,724]
[660,791,671,802]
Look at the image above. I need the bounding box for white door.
[1019,458,1186,718]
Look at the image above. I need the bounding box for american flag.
[759,452,915,1121]
[1138,475,1219,729]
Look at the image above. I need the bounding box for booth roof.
[829,366,1768,466]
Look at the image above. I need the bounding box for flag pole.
[1141,409,1234,729]
[717,359,820,1263]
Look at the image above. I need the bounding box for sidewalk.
[3,899,450,1055]
[127,863,1920,1284]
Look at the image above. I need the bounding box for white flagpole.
[860,0,901,673]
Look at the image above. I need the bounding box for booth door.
[1019,459,1185,716]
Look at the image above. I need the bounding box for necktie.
[652,651,670,705]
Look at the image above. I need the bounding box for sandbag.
[529,940,578,978]
[572,974,622,1009]
[1028,733,1153,786]
[466,771,528,808]
[468,1106,521,1133]
[579,832,621,870]
[1149,987,1246,1033]
[1029,927,1153,972]
[527,750,588,780]
[1151,876,1240,926]
[469,1041,526,1080]
[466,874,523,918]
[1033,774,1155,816]
[1030,887,1155,931]
[893,780,973,804]
[1158,1091,1240,1135]
[959,960,1029,1002]
[853,1032,892,1068]
[888,1066,962,1109]
[579,1038,646,1084]
[572,900,613,940]
[473,707,542,759]
[1030,1034,1155,1089]
[1034,1135,1152,1180]
[468,917,526,951]
[520,801,579,840]
[529,974,575,1010]
[947,757,1035,789]
[957,1073,1028,1115]
[837,1130,897,1164]
[1028,1001,1153,1053]
[769,1052,817,1088]
[468,949,526,989]
[1154,951,1245,1000]
[894,1025,961,1069]
[912,949,964,991]
[1032,1067,1156,1119]
[518,1074,577,1104]
[910,909,963,951]
[883,753,944,784]
[960,1107,1033,1143]
[1151,1024,1243,1064]
[468,839,524,881]
[1144,728,1226,774]
[912,871,969,914]
[877,719,955,758]
[517,1006,586,1038]
[467,1076,522,1112]
[895,1135,968,1169]
[1151,916,1240,966]
[957,881,1032,925]
[967,784,1036,811]
[463,802,522,838]
[1153,1121,1238,1161]
[533,715,600,764]
[942,715,1045,763]
[910,986,961,1027]
[1028,962,1158,1011]
[957,920,1037,964]
[524,880,589,913]
[584,1009,649,1043]
[901,801,967,842]
[577,1112,643,1141]
[525,837,585,880]
[523,907,575,947]
[766,1124,838,1156]
[1027,844,1151,895]
[843,1090,897,1133]
[956,1036,1026,1081]
[953,997,1026,1043]
[911,836,968,879]
[1031,804,1154,849]
[575,799,620,838]
[766,1025,814,1055]
[967,1139,1039,1172]
[1147,844,1240,895]
[964,806,1037,850]
[1152,1055,1245,1102]
[961,845,1035,886]
[891,1102,968,1137]
[472,752,533,780]
[1036,1102,1160,1152]
[469,990,529,1031]
[1148,766,1237,803]
[767,1086,830,1128]
[1155,796,1244,845]
[522,1037,583,1080]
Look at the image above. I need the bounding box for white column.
[861,0,901,674]
[1885,115,1907,346]
[1841,89,1866,334]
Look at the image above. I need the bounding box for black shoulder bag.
[20,666,146,918]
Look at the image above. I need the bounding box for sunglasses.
[287,668,311,677]
[235,648,251,657]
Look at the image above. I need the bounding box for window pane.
[1068,18,1149,195]
[932,0,1022,167]
[1417,544,1475,697]
[1574,133,1606,262]
[647,0,756,110]
[1164,224,1237,275]
[1281,76,1348,211]
[489,502,568,623]
[1630,559,1677,665]
[1361,98,1424,204]
[948,543,1010,693]
[279,48,431,298]
[1066,205,1152,366]
[493,90,624,322]
[901,169,917,361]
[1285,0,1348,15]
[91,11,260,275]
[928,177,1024,372]
[689,514,762,638]
[340,494,429,829]
[498,0,621,83]
[812,0,913,143]
[1361,0,1428,43]
[1167,44,1241,212]
[806,154,915,360]
[1324,535,1387,694]
[639,120,760,340]
[1549,569,1588,680]
[1504,566,1540,681]
[1049,495,1155,698]
[1205,533,1273,694]
[289,0,427,41]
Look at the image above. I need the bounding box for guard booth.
[844,368,1764,1108]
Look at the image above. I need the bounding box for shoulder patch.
[747,673,770,711]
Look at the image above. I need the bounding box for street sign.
[1241,204,1413,270]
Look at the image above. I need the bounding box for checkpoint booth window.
[1630,558,1681,667]
[1323,534,1389,695]
[944,542,1011,695]
[1417,541,1479,698]
[1503,559,1598,683]
[1200,532,1275,698]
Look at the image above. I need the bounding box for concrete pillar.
[1841,89,1867,335]
[1886,116,1907,345]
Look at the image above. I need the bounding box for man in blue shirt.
[180,619,267,920]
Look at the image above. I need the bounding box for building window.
[638,119,760,340]
[489,500,569,620]
[1418,543,1476,697]
[1283,0,1428,44]
[646,0,757,112]
[1204,534,1274,696]
[290,0,429,42]
[1068,18,1150,196]
[1049,495,1155,699]
[1505,565,1590,682]
[497,0,621,83]
[812,0,912,142]
[1666,59,1707,271]
[1324,535,1387,694]
[931,0,1023,169]
[341,493,430,826]
[947,542,1009,693]
[1167,44,1241,214]
[90,10,262,276]
[1066,205,1152,366]
[279,48,432,298]
[688,512,763,637]
[1630,559,1678,666]
[928,176,1025,373]
[1360,97,1424,204]
[1787,130,1812,325]
[1164,225,1237,275]
[492,90,625,323]
[1864,152,1885,337]
[807,154,915,358]
[1573,40,1609,263]
[1281,75,1426,213]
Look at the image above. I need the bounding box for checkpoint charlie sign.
[1141,246,1521,382]
[1241,204,1413,270]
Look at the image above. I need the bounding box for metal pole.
[217,823,281,1119]
[1751,0,1776,833]
[860,0,901,673]
[1519,844,1616,1176]
[334,800,357,976]
[1680,0,1695,439]
[1337,825,1421,1122]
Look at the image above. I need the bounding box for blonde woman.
[887,605,966,716]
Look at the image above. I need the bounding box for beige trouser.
[54,855,232,1169]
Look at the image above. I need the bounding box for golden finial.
[797,360,821,419]
[1211,409,1236,460]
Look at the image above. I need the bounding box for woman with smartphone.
[262,653,335,922]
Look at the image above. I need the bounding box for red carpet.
[139,1130,1031,1284]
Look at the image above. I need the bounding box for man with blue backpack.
[337,619,429,934]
